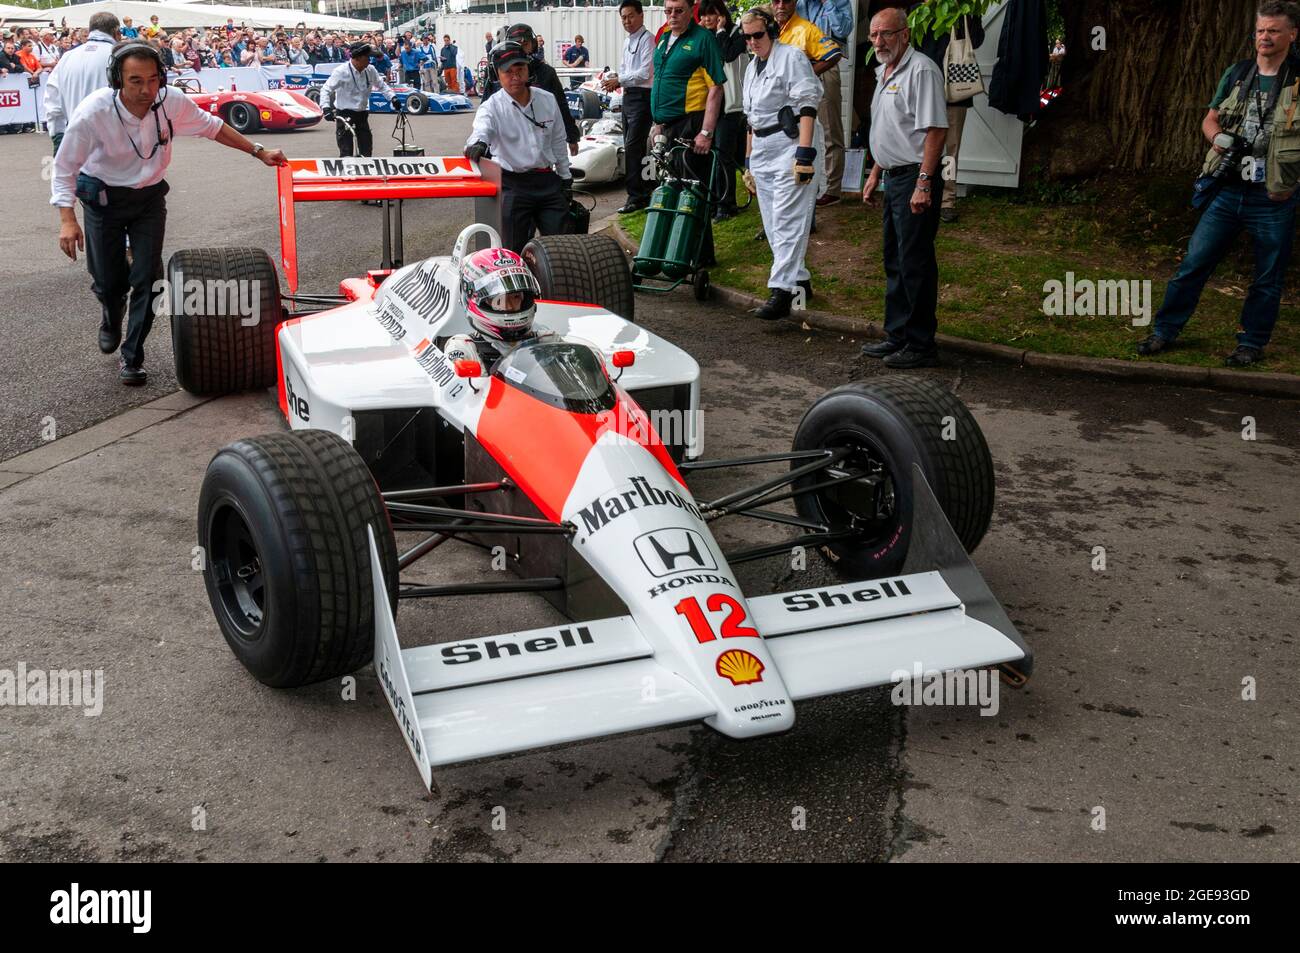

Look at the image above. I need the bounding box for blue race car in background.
[283,74,472,115]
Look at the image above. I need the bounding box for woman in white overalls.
[740,5,825,320]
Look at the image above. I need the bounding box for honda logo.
[634,528,717,578]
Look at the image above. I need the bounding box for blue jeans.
[1154,186,1298,349]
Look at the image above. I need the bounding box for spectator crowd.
[1,14,480,134]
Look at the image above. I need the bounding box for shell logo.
[260,110,272,120]
[716,649,764,686]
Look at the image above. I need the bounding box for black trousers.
[623,87,652,204]
[500,170,568,253]
[881,166,942,350]
[403,68,421,89]
[660,112,715,267]
[335,109,373,157]
[81,181,168,369]
[714,110,746,214]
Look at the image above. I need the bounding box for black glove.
[793,145,817,185]
[465,140,490,162]
[323,107,336,122]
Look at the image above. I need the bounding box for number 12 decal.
[674,594,759,643]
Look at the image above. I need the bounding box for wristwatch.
[918,170,933,181]
[701,128,714,139]
[251,142,266,158]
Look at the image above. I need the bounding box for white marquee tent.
[0,3,52,24]
[38,1,380,31]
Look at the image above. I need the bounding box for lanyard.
[112,92,174,161]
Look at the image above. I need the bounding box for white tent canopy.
[0,3,52,24]
[40,1,380,31]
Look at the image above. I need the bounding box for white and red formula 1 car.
[168,157,1031,788]
[172,77,322,134]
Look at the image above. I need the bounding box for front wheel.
[404,91,427,114]
[227,101,260,134]
[792,376,995,579]
[198,430,399,688]
[304,87,321,104]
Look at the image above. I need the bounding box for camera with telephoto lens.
[1210,132,1249,180]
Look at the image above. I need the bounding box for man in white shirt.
[860,7,947,369]
[36,28,60,71]
[44,12,120,154]
[465,42,571,253]
[52,41,288,386]
[319,42,396,165]
[604,0,654,212]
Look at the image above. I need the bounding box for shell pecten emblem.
[716,649,764,686]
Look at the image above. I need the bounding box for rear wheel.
[169,247,283,395]
[792,376,995,578]
[404,91,427,114]
[522,233,635,322]
[304,86,321,104]
[198,430,399,688]
[227,101,260,134]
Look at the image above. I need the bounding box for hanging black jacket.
[986,0,1049,121]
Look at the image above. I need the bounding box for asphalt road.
[0,113,1297,862]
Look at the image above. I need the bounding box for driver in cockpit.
[443,247,543,371]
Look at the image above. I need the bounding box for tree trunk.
[1024,0,1257,178]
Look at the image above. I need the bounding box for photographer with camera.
[1140,1,1300,367]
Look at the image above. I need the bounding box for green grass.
[619,173,1300,376]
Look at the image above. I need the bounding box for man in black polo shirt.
[650,0,726,265]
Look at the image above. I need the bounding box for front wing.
[371,467,1031,785]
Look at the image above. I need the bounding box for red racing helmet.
[459,248,540,342]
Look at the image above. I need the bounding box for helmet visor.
[471,266,539,307]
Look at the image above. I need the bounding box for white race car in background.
[570,117,625,185]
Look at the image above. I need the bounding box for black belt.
[754,124,787,138]
[881,163,921,177]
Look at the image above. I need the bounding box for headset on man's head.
[106,40,167,89]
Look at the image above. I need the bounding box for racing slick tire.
[575,88,602,119]
[169,247,284,396]
[404,91,428,115]
[227,101,261,134]
[304,86,321,104]
[522,233,635,323]
[791,376,995,579]
[198,429,400,688]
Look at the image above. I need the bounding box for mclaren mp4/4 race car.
[167,157,1032,788]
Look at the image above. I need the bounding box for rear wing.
[276,156,502,293]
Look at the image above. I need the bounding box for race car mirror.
[611,350,635,368]
[454,359,483,378]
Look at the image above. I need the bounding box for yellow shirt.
[143,25,162,39]
[779,14,842,65]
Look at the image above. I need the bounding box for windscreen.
[493,339,615,415]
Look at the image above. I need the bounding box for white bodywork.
[286,225,1028,785]
[570,118,625,184]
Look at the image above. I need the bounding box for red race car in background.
[171,77,323,134]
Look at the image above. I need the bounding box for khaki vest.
[1202,59,1300,194]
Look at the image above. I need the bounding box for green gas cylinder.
[633,181,681,277]
[661,185,705,279]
